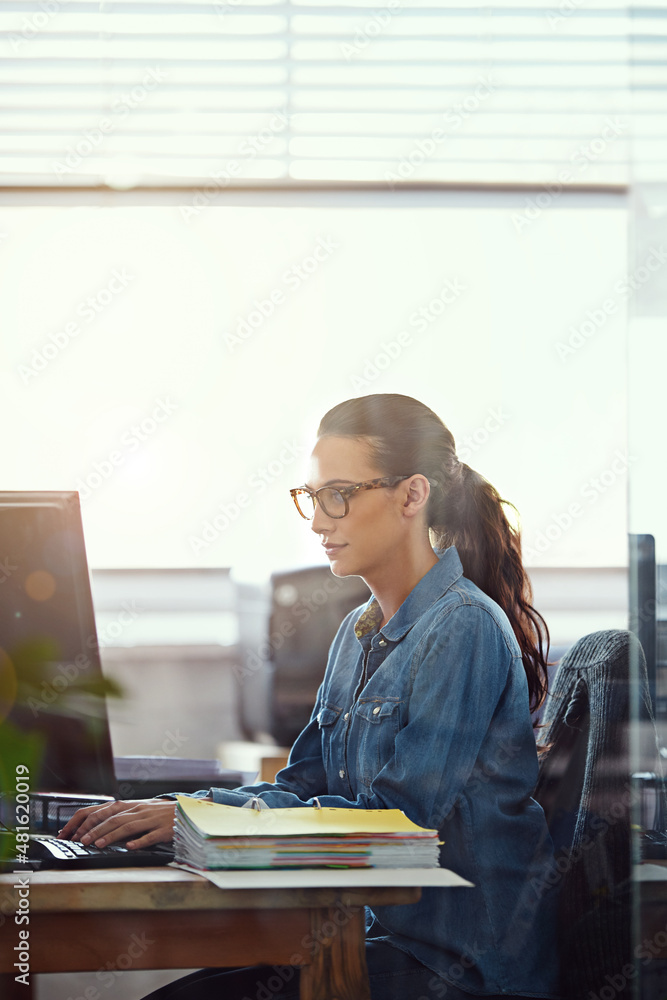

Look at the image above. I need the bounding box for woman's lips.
[323,543,346,557]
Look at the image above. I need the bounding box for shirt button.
[343,712,349,721]
[372,706,381,715]
[339,769,346,779]
[378,638,387,647]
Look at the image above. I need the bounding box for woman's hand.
[57,799,177,850]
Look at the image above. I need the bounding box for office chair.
[237,567,371,747]
[266,567,371,746]
[534,629,658,1000]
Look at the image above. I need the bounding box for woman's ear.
[401,475,431,518]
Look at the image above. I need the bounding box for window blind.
[0,1,655,188]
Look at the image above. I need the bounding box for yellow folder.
[176,795,437,839]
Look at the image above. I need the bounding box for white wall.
[0,191,630,581]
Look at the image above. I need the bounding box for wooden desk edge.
[0,868,422,912]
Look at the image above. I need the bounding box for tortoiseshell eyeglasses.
[290,476,412,520]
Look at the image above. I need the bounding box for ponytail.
[429,462,550,714]
[318,394,550,715]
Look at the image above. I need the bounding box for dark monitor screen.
[0,492,116,795]
[629,532,657,715]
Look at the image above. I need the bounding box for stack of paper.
[174,796,441,870]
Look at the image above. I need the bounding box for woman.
[61,393,560,999]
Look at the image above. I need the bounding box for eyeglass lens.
[295,488,346,519]
[318,488,346,517]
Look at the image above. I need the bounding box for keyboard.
[0,832,174,870]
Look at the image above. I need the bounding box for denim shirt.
[204,547,560,997]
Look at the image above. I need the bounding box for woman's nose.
[311,499,333,534]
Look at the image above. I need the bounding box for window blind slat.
[0,2,657,187]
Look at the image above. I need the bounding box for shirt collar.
[353,545,464,643]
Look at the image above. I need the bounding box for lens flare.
[25,570,56,602]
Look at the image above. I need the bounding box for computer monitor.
[0,491,117,796]
[263,567,371,746]
[629,533,657,715]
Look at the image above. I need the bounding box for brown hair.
[318,393,550,714]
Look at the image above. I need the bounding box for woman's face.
[306,434,407,581]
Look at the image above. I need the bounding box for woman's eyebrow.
[303,478,356,489]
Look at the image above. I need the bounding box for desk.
[0,866,469,1000]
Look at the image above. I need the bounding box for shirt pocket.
[316,704,341,777]
[355,699,402,789]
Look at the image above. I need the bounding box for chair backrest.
[534,629,655,1000]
